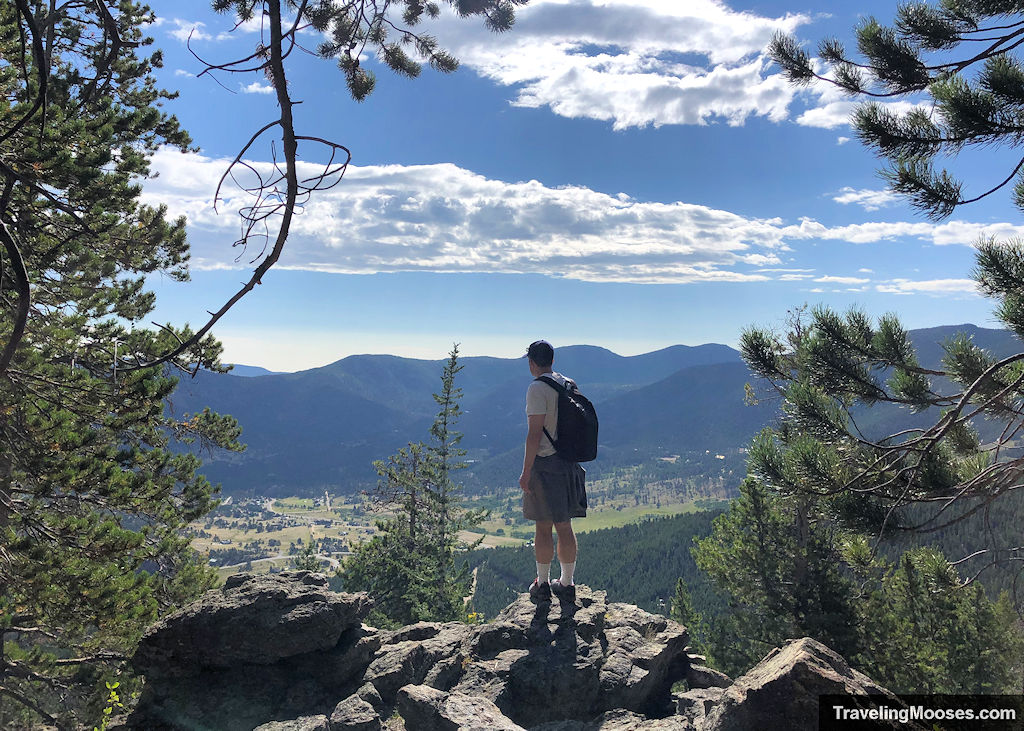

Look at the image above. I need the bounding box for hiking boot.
[529,578,551,603]
[551,579,576,603]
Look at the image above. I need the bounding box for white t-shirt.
[526,371,570,457]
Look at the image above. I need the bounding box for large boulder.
[329,693,381,730]
[127,573,378,730]
[364,622,474,699]
[134,571,372,676]
[700,637,910,731]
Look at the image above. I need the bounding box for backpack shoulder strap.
[534,376,562,448]
[535,375,570,393]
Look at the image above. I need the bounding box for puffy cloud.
[167,19,209,43]
[383,0,924,130]
[242,82,274,94]
[875,279,979,295]
[166,18,233,43]
[412,0,811,129]
[142,149,795,284]
[832,187,900,211]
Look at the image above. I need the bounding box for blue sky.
[139,0,1018,371]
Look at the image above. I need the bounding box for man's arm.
[519,413,546,493]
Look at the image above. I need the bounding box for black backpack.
[535,375,599,463]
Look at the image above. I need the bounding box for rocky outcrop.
[127,572,378,730]
[697,638,909,731]
[125,573,900,731]
[135,571,374,676]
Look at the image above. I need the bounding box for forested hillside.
[467,510,725,621]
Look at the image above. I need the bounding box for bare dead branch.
[0,219,31,377]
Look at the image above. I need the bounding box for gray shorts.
[523,454,587,523]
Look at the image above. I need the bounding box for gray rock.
[451,586,688,729]
[126,626,380,730]
[330,694,381,730]
[124,574,903,731]
[365,623,473,698]
[702,637,909,731]
[674,688,724,726]
[134,572,372,676]
[396,684,525,730]
[531,709,694,730]
[599,604,689,716]
[253,716,330,731]
[356,681,385,713]
[683,665,731,690]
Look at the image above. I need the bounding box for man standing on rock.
[519,340,587,603]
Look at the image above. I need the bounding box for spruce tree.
[341,346,484,627]
[669,577,710,660]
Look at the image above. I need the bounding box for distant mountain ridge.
[173,326,1022,496]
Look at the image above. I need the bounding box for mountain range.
[170,324,1022,497]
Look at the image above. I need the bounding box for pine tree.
[669,577,710,659]
[341,345,484,627]
[294,540,323,572]
[847,541,1024,693]
[0,3,242,727]
[693,477,861,677]
[760,4,1024,685]
[770,0,1024,220]
[696,477,1024,690]
[764,6,1024,565]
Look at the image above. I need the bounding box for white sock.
[559,561,575,586]
[537,562,551,584]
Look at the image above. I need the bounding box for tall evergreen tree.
[0,2,242,727]
[669,577,710,660]
[342,346,484,627]
[693,477,861,677]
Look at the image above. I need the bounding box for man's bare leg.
[535,520,554,565]
[553,521,578,592]
[553,521,577,564]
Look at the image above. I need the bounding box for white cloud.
[242,82,275,95]
[142,149,796,284]
[139,149,1022,286]
[166,18,233,44]
[385,1,931,130]
[174,69,195,78]
[411,0,811,129]
[875,279,979,296]
[832,187,899,212]
[837,136,850,145]
[814,275,870,284]
[168,19,208,42]
[781,219,1024,246]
